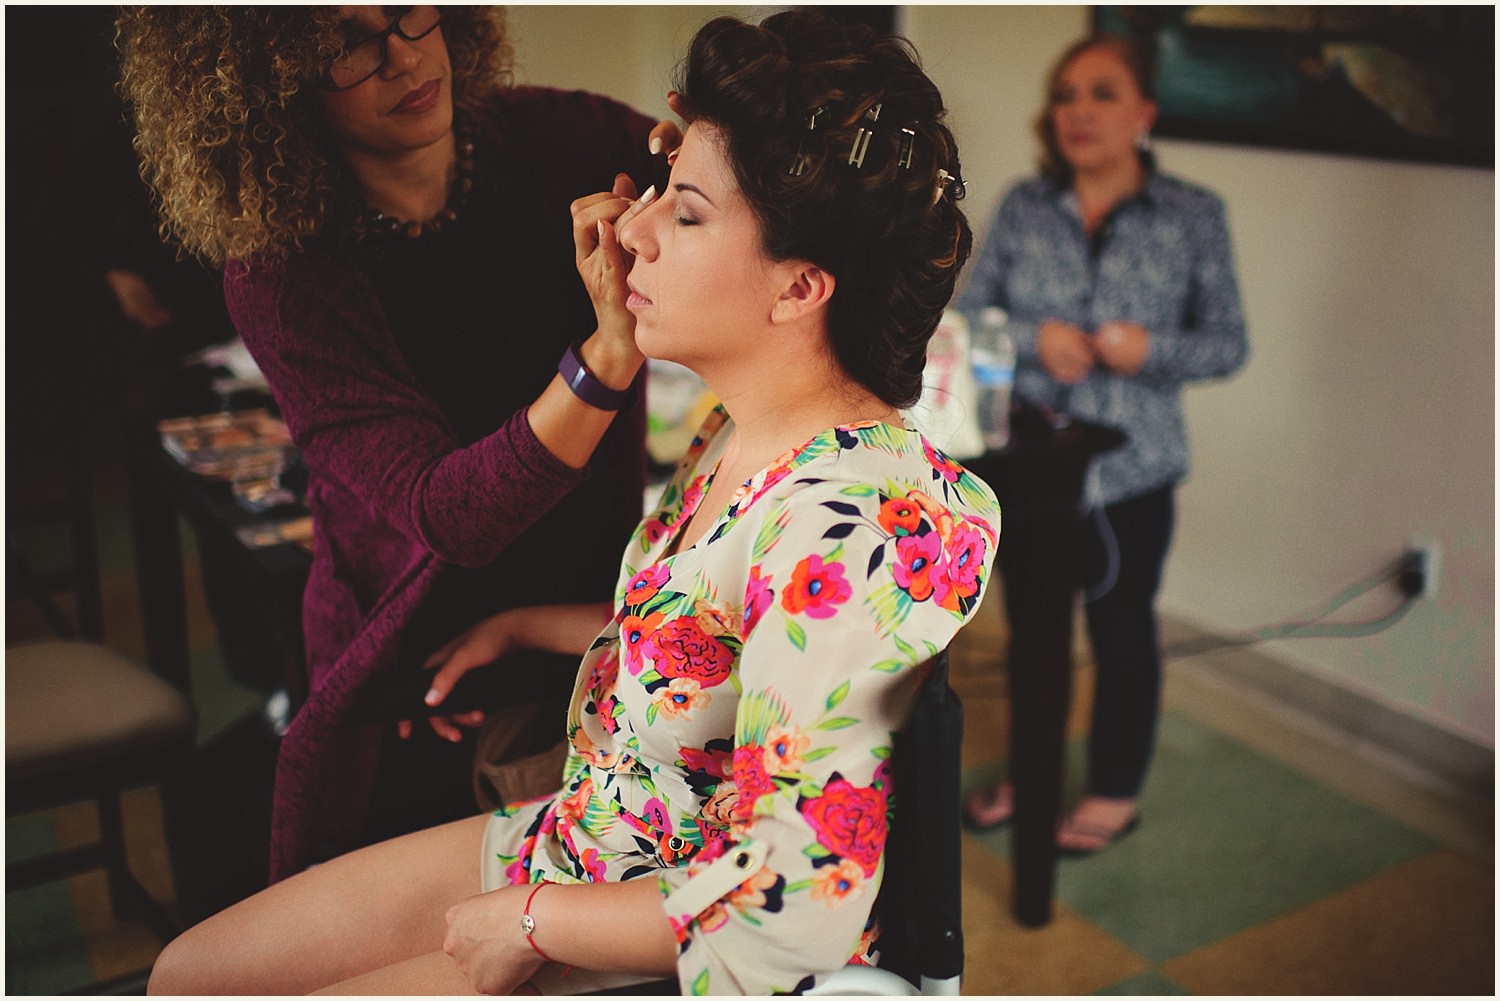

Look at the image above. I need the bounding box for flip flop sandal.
[1057,814,1141,857]
[961,785,1014,833]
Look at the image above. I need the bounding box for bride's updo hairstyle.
[674,11,971,409]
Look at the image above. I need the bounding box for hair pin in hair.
[788,105,828,177]
[848,102,883,168]
[897,127,916,170]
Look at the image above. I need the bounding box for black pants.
[1079,485,1175,799]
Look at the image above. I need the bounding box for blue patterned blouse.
[957,163,1249,506]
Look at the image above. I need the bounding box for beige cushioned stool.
[6,639,195,957]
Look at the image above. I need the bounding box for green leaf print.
[691,970,711,996]
[813,716,858,732]
[783,613,807,652]
[752,505,792,562]
[866,580,914,636]
[825,679,850,711]
[838,483,878,498]
[736,689,792,745]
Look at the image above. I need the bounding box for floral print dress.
[480,407,1000,994]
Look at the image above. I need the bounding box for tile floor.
[5,460,1495,994]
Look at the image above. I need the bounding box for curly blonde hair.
[115,6,512,265]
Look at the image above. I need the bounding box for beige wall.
[504,5,1495,748]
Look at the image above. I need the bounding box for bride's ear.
[770,262,835,324]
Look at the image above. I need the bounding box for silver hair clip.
[848,102,883,168]
[933,168,964,206]
[897,127,917,170]
[788,105,828,177]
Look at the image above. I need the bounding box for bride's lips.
[626,289,653,311]
[392,79,441,114]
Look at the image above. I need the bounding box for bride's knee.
[146,926,210,995]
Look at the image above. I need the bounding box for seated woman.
[146,11,1000,996]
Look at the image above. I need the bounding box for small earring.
[1135,128,1152,152]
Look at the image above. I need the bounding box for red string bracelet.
[520,881,571,975]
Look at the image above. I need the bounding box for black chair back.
[872,647,964,988]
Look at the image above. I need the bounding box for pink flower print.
[939,519,987,609]
[695,819,730,862]
[800,775,888,877]
[587,648,620,700]
[624,564,670,606]
[892,531,943,602]
[922,437,964,483]
[641,518,669,548]
[578,847,608,883]
[781,554,852,619]
[645,617,735,688]
[620,610,664,676]
[653,677,711,719]
[732,745,775,820]
[744,565,775,634]
[642,797,672,836]
[504,833,537,885]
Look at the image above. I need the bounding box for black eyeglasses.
[320,6,443,91]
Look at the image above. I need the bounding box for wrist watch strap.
[558,340,633,411]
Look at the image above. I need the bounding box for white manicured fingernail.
[639,185,657,206]
[649,136,663,155]
[424,688,441,706]
[597,220,605,239]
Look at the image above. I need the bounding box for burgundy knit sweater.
[225,87,664,881]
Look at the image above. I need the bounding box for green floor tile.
[1097,969,1192,995]
[1050,711,1438,963]
[5,817,96,995]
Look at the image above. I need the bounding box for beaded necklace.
[354,129,476,240]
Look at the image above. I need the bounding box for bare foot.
[1056,795,1139,855]
[962,781,1014,831]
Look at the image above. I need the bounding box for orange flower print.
[654,677,711,719]
[620,610,664,676]
[702,784,738,827]
[781,554,852,619]
[624,564,669,606]
[763,724,810,776]
[694,599,741,638]
[811,857,866,905]
[726,865,781,912]
[557,775,594,823]
[877,496,923,536]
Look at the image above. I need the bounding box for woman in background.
[958,33,1248,853]
[145,10,998,995]
[116,6,674,880]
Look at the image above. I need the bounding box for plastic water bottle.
[970,306,1014,450]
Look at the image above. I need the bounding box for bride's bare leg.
[147,814,490,995]
[311,952,541,996]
